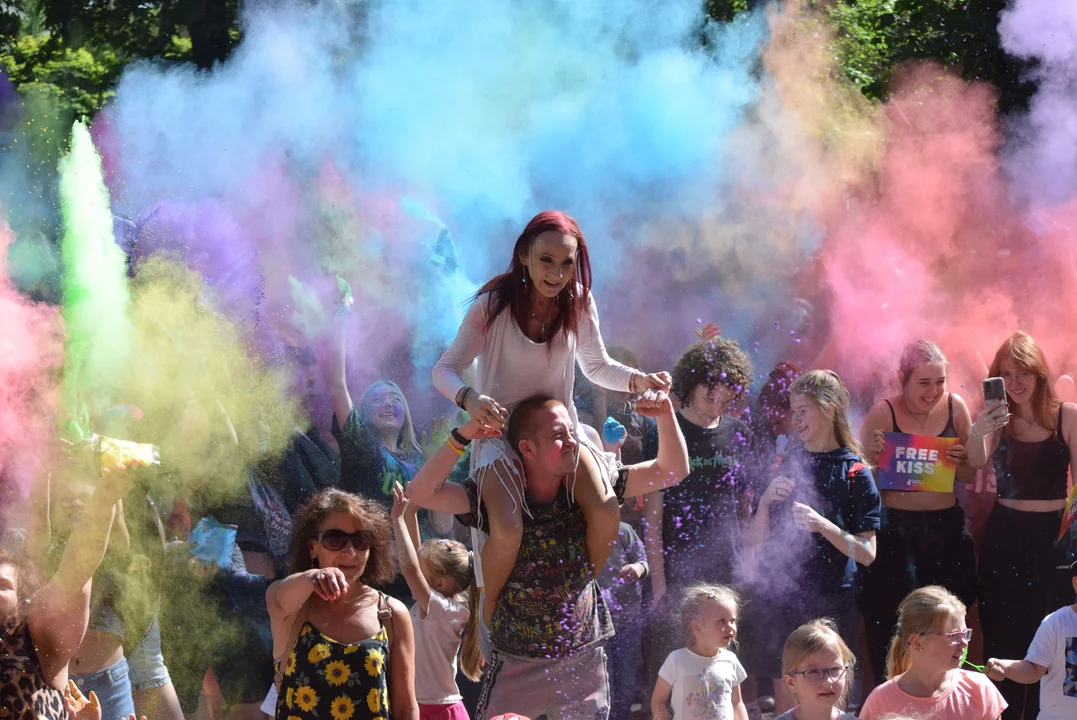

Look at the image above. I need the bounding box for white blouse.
[432,289,635,421]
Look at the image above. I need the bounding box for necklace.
[531,301,555,342]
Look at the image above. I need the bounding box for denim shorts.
[73,657,136,720]
[128,616,172,691]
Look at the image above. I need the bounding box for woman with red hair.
[967,331,1077,720]
[433,210,670,628]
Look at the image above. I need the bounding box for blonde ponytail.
[886,586,966,680]
[459,553,483,681]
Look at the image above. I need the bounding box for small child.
[392,483,482,720]
[860,586,1006,720]
[651,583,748,720]
[776,619,858,720]
[597,521,649,720]
[985,560,1077,720]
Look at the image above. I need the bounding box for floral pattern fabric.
[276,619,390,720]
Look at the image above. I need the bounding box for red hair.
[474,211,592,344]
[989,331,1061,432]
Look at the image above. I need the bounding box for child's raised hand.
[985,658,1006,682]
[421,417,451,461]
[391,481,409,520]
[696,321,721,342]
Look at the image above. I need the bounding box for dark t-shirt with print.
[456,467,630,659]
[660,413,756,585]
[332,408,422,511]
[761,446,882,595]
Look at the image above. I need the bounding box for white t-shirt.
[658,647,747,720]
[1024,604,1077,720]
[411,589,471,704]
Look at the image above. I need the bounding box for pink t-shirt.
[860,670,1007,720]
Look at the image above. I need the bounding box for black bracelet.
[455,386,473,410]
[450,427,472,447]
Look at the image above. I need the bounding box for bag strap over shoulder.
[378,591,393,672]
[273,599,311,693]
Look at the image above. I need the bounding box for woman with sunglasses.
[268,488,418,720]
[965,332,1077,720]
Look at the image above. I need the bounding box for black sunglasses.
[317,529,372,552]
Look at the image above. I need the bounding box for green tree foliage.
[1,0,239,121]
[828,0,1034,112]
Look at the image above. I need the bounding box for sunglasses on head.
[317,529,372,552]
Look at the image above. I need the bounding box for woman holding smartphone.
[966,331,1077,720]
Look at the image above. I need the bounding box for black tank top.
[885,394,958,438]
[994,406,1070,501]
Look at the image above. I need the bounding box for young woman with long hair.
[432,210,670,625]
[966,331,1077,720]
[857,340,978,685]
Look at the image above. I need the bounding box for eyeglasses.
[1000,371,1034,384]
[317,530,372,552]
[789,665,849,684]
[927,629,973,644]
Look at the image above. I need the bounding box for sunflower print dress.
[277,620,390,720]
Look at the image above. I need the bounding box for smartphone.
[982,377,1007,403]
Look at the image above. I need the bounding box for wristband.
[971,425,990,439]
[455,386,473,411]
[447,438,466,456]
[450,427,472,447]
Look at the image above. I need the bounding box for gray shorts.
[475,643,610,720]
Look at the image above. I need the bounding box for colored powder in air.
[0,219,63,504]
[58,120,132,434]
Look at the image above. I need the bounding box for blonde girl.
[651,584,748,720]
[776,619,858,720]
[391,484,481,720]
[859,586,1005,720]
[743,370,881,713]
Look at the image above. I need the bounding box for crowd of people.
[2,210,1076,720]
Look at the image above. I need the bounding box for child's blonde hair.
[790,370,864,459]
[418,538,482,681]
[886,585,966,680]
[782,619,857,706]
[680,583,741,645]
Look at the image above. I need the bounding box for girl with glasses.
[860,586,1005,720]
[776,618,858,720]
[267,488,418,720]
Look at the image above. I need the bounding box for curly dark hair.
[672,339,754,409]
[288,489,396,586]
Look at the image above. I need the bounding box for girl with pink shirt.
[860,586,1006,720]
